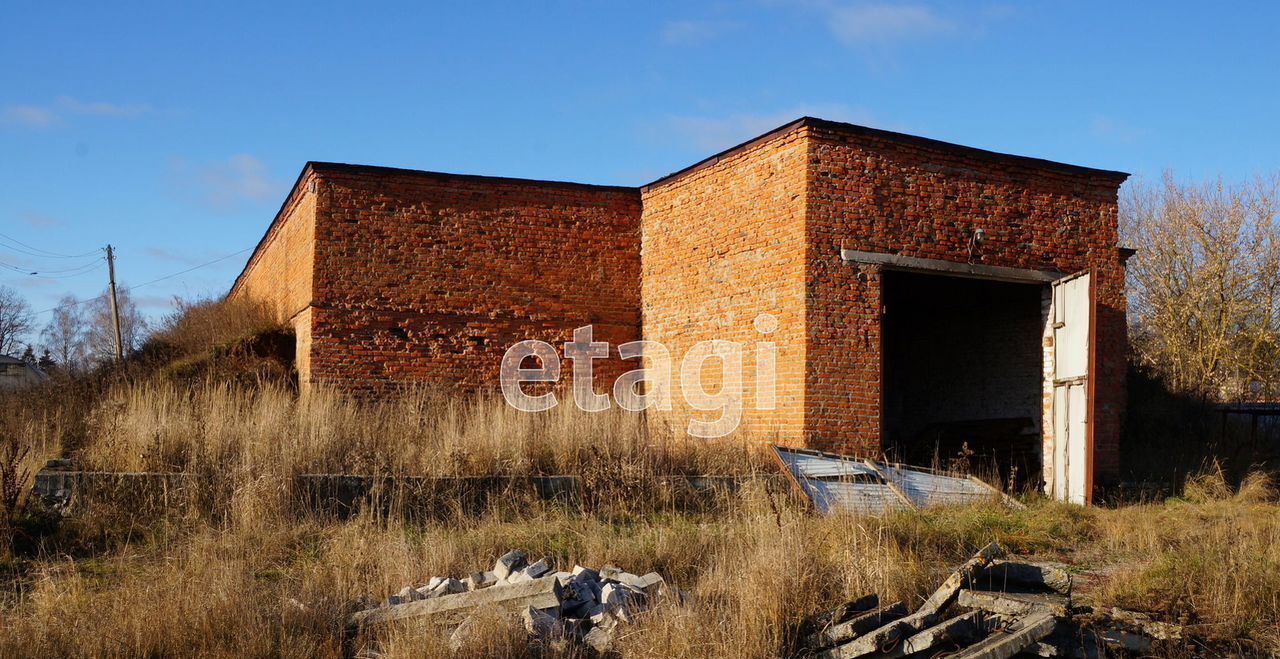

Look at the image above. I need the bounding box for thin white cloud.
[661,19,736,46]
[0,96,152,129]
[56,96,152,118]
[827,4,955,46]
[664,104,896,152]
[1,105,58,128]
[171,154,282,211]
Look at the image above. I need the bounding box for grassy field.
[0,380,1276,658]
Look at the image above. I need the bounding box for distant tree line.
[0,284,148,374]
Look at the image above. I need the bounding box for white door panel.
[1049,271,1092,504]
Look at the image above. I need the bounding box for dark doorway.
[882,271,1045,488]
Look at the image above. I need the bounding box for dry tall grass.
[0,381,1277,657]
[78,381,766,478]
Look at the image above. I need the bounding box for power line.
[31,247,254,315]
[0,231,101,259]
[28,261,108,279]
[0,256,107,278]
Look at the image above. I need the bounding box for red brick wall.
[307,165,642,397]
[641,126,810,443]
[228,170,318,381]
[803,121,1128,482]
[231,119,1128,485]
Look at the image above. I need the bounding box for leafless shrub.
[1122,173,1280,401]
[0,433,31,557]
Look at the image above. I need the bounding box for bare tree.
[40,295,87,371]
[84,286,148,363]
[0,286,33,357]
[1122,173,1280,401]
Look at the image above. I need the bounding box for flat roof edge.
[643,116,1130,191]
[307,161,638,193]
[804,117,1130,181]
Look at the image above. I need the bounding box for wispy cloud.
[661,104,899,152]
[1089,115,1143,145]
[1,105,58,128]
[171,154,282,211]
[826,4,955,46]
[55,96,152,118]
[661,19,737,46]
[0,96,152,129]
[19,212,62,228]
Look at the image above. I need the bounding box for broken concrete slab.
[900,610,986,655]
[465,571,498,591]
[583,624,615,653]
[523,558,551,579]
[949,611,1058,659]
[802,593,880,634]
[521,605,560,637]
[350,574,562,627]
[815,608,940,659]
[806,601,907,649]
[397,585,422,602]
[1106,607,1182,640]
[957,589,1071,618]
[493,549,528,581]
[918,542,1006,617]
[355,550,682,655]
[969,560,1072,596]
[634,571,665,596]
[429,577,467,597]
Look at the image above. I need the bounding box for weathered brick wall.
[804,120,1128,482]
[307,165,642,397]
[228,171,318,382]
[640,126,809,443]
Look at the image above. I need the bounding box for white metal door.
[1050,271,1092,504]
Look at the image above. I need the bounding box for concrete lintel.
[839,249,1061,284]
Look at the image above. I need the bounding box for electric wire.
[27,261,108,279]
[29,247,254,315]
[0,256,108,278]
[0,231,102,259]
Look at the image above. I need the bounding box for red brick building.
[231,118,1129,501]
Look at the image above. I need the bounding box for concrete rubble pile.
[349,549,683,653]
[799,542,1184,658]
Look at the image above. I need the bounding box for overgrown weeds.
[0,380,1277,657]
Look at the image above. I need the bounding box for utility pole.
[105,244,124,362]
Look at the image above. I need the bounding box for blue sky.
[3,1,1278,335]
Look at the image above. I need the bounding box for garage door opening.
[882,271,1046,490]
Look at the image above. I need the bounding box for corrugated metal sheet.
[773,446,1011,515]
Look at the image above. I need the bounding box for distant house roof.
[0,353,48,378]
